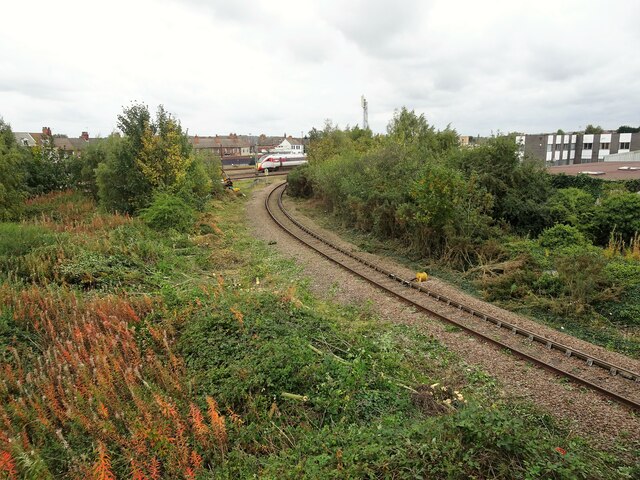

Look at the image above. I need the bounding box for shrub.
[538,224,589,251]
[140,192,196,233]
[547,187,595,230]
[555,246,611,309]
[592,191,640,245]
[175,154,214,210]
[0,224,60,282]
[286,164,313,198]
[96,136,152,214]
[0,118,27,219]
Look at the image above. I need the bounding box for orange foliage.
[206,396,228,454]
[0,286,237,476]
[92,442,116,480]
[130,459,148,480]
[230,307,244,328]
[189,403,209,438]
[148,457,161,480]
[0,451,17,480]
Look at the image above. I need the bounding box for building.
[13,127,99,156]
[189,134,251,157]
[273,136,304,153]
[189,134,306,157]
[516,131,640,165]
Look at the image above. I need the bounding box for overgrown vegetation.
[289,108,640,356]
[1,106,638,477]
[0,189,636,478]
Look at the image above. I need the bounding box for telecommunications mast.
[361,95,369,130]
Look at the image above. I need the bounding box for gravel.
[247,181,640,450]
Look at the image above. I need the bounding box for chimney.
[42,127,51,136]
[80,131,89,141]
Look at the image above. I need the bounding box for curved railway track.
[265,181,640,412]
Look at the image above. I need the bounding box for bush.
[538,224,590,251]
[592,191,640,245]
[0,224,63,283]
[0,119,27,219]
[555,246,611,309]
[96,136,152,214]
[547,187,595,231]
[175,154,214,210]
[286,164,313,198]
[140,193,196,233]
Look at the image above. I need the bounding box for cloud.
[1,0,639,136]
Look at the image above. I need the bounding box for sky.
[1,0,639,138]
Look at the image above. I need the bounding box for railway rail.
[227,171,289,181]
[265,182,640,412]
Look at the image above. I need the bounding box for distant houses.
[13,127,101,157]
[188,133,307,158]
[13,127,308,160]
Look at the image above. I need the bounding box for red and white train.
[256,152,307,172]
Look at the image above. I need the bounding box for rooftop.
[548,161,640,180]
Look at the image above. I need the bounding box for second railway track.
[265,181,640,412]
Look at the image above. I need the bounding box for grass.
[0,188,638,478]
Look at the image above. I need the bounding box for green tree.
[616,125,640,134]
[22,135,73,195]
[547,187,595,230]
[386,107,438,155]
[0,118,27,219]
[403,164,493,263]
[137,106,192,188]
[592,191,640,245]
[68,136,115,199]
[96,134,152,213]
[97,103,198,213]
[584,124,603,134]
[452,136,553,233]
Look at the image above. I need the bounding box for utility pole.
[361,95,369,130]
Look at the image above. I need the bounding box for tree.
[68,136,114,199]
[547,187,595,231]
[96,134,152,213]
[0,118,27,219]
[616,125,640,134]
[403,164,493,263]
[138,118,191,188]
[584,124,603,134]
[23,135,72,195]
[451,136,553,234]
[386,107,437,155]
[97,103,196,213]
[592,191,640,245]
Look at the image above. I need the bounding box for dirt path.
[247,181,640,450]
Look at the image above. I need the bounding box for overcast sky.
[1,0,639,138]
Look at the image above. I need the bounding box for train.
[256,152,307,172]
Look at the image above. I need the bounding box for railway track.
[228,172,289,181]
[265,182,640,412]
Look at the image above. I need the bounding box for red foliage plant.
[0,287,237,477]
